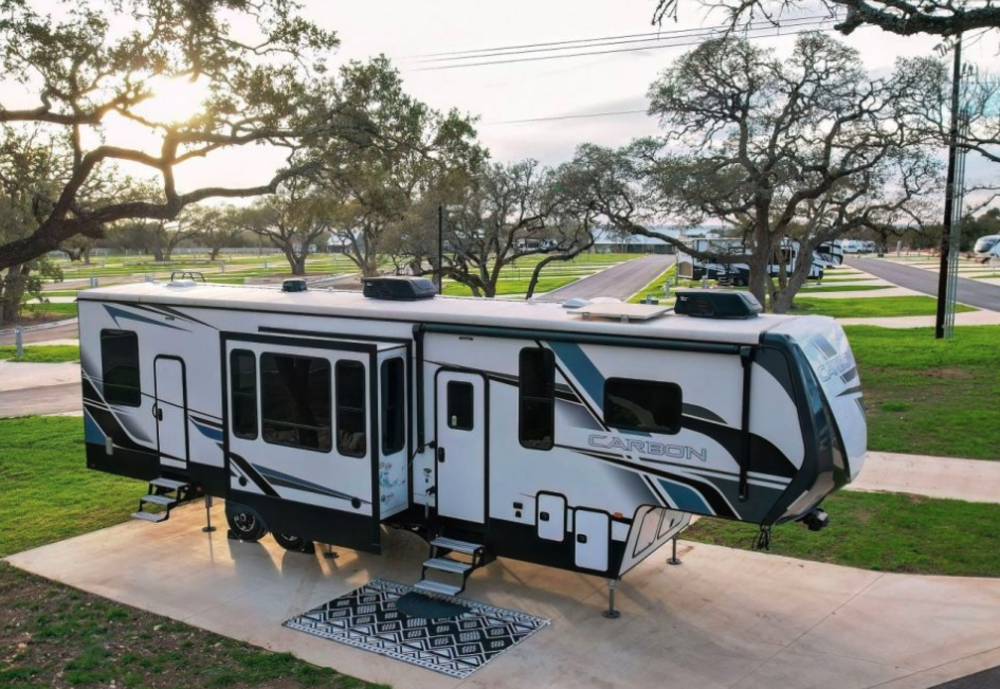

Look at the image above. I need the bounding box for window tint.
[604,378,682,435]
[519,348,555,450]
[447,381,474,430]
[260,353,331,452]
[381,358,405,455]
[101,330,141,406]
[336,360,366,457]
[230,350,258,440]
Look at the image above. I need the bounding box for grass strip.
[792,296,976,319]
[0,345,80,363]
[684,490,1000,577]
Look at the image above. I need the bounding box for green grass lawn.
[627,264,678,304]
[798,284,890,293]
[20,302,78,318]
[0,564,380,689]
[684,491,1000,577]
[844,325,1000,460]
[442,275,578,297]
[792,296,976,319]
[0,345,80,363]
[814,276,878,283]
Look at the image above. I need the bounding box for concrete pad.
[838,310,1000,328]
[30,338,80,347]
[849,452,1000,504]
[0,382,81,417]
[0,361,80,392]
[8,502,1000,689]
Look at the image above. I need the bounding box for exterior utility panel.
[78,281,866,583]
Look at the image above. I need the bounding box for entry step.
[140,494,175,506]
[424,557,472,575]
[150,477,188,491]
[413,580,464,597]
[430,537,481,555]
[131,511,168,523]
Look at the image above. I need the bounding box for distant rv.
[974,235,1000,263]
[678,238,824,286]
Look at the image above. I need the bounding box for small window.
[101,330,141,406]
[260,353,332,452]
[230,350,258,440]
[336,360,367,458]
[519,348,555,450]
[604,378,682,435]
[447,381,474,430]
[381,358,405,455]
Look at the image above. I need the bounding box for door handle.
[152,405,163,421]
[437,447,445,463]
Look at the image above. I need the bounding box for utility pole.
[935,33,962,340]
[437,204,444,295]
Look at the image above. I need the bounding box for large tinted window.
[519,348,554,450]
[101,330,141,406]
[336,360,366,458]
[380,358,405,455]
[230,349,258,440]
[604,378,682,435]
[260,353,331,452]
[447,381,474,431]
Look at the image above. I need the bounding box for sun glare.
[135,76,211,125]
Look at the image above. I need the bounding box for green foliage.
[685,491,1000,577]
[792,296,975,318]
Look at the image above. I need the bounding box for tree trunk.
[151,246,165,262]
[285,251,306,275]
[83,246,92,264]
[747,241,771,310]
[209,246,222,261]
[0,264,29,326]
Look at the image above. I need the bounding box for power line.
[412,20,844,71]
[483,109,649,125]
[405,14,835,62]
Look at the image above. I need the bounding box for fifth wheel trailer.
[77,277,866,599]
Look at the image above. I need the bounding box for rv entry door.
[435,371,487,524]
[154,356,188,466]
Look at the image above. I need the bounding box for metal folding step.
[413,580,464,597]
[429,536,482,556]
[424,557,472,575]
[131,478,191,524]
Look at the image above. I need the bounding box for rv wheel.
[224,502,268,543]
[273,533,316,554]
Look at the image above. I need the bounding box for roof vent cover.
[363,277,437,301]
[674,290,762,319]
[282,278,308,293]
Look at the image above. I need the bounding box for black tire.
[225,502,268,542]
[273,532,315,554]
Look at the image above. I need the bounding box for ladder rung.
[140,494,175,506]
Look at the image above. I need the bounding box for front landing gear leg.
[667,536,682,566]
[602,578,621,619]
[323,544,339,560]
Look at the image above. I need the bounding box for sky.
[2,0,998,203]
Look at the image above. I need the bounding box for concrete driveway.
[0,361,81,417]
[8,502,1000,689]
[849,258,1000,313]
[539,255,676,302]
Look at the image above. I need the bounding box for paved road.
[929,666,1000,689]
[538,254,676,302]
[0,382,81,417]
[849,257,1000,313]
[0,319,79,345]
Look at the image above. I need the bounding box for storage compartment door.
[537,493,567,542]
[574,509,610,571]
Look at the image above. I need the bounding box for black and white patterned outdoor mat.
[283,579,550,679]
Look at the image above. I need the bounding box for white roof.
[78,281,808,345]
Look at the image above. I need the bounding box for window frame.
[229,349,258,441]
[603,377,683,435]
[100,329,141,407]
[380,357,405,455]
[446,380,475,431]
[259,351,333,453]
[336,359,367,458]
[518,347,555,451]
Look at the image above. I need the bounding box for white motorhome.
[78,277,865,598]
[678,238,825,285]
[814,240,845,268]
[974,235,1000,263]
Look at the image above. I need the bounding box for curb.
[0,318,79,335]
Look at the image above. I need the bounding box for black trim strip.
[739,346,754,501]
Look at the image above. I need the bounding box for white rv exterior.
[78,280,865,590]
[677,238,825,285]
[974,234,1000,262]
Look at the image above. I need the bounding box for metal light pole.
[935,34,963,340]
[437,204,444,295]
